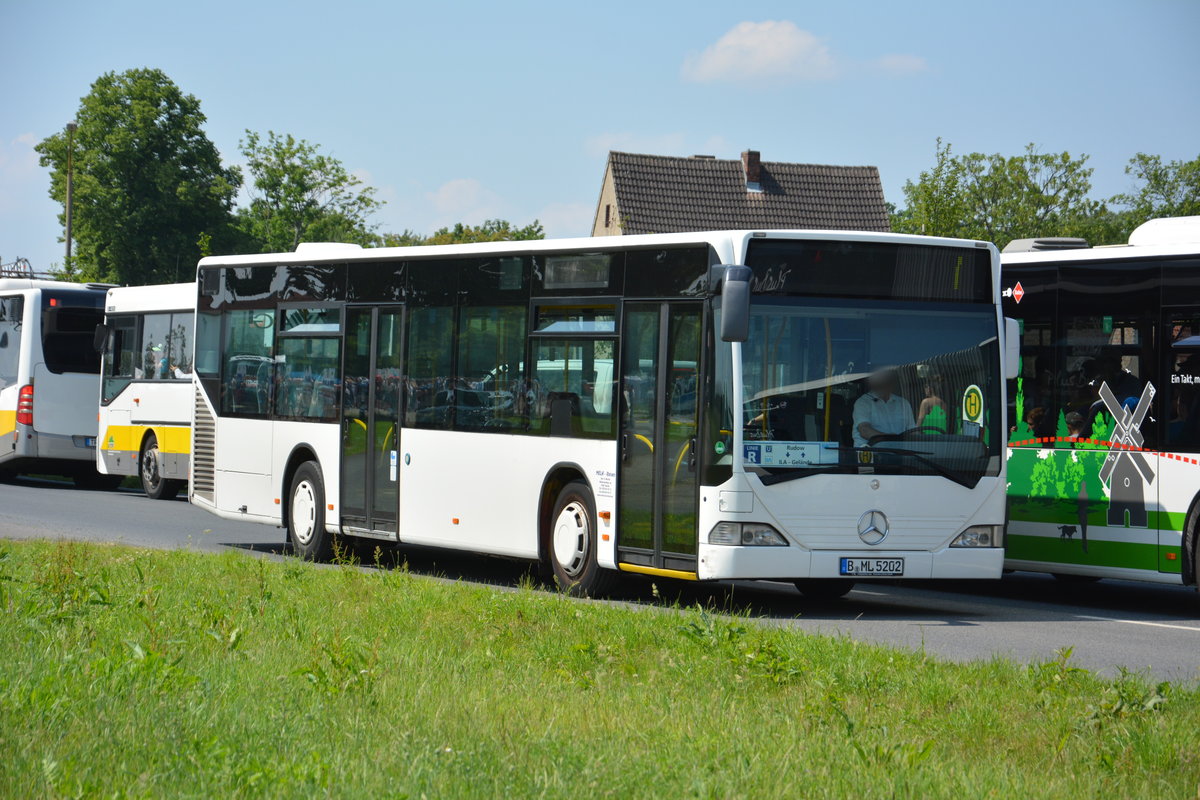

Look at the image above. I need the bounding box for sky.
[1,0,1198,273]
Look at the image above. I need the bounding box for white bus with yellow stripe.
[96,282,194,499]
[1,276,109,485]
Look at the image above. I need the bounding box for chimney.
[742,150,762,193]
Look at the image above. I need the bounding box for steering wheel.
[867,425,946,446]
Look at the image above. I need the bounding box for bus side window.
[0,296,22,390]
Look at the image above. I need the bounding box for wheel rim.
[141,443,162,492]
[552,499,590,578]
[291,479,317,546]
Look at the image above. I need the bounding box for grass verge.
[0,538,1197,799]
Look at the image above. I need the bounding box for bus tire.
[288,460,332,561]
[139,434,179,501]
[548,480,615,597]
[794,579,855,600]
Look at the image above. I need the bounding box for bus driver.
[853,369,916,447]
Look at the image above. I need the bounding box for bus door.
[341,306,405,535]
[618,302,703,574]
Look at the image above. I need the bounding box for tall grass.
[0,539,1196,799]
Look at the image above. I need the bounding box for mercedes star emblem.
[857,510,889,545]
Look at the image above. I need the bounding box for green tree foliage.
[236,130,382,252]
[893,142,1200,249]
[891,140,1102,249]
[35,68,240,284]
[1112,153,1200,221]
[378,219,544,247]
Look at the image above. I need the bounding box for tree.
[1112,153,1200,221]
[378,218,544,247]
[236,130,382,252]
[36,68,240,284]
[892,140,1105,249]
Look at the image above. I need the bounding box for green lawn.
[0,538,1197,799]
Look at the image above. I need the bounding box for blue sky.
[2,0,1197,273]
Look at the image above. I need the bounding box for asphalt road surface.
[2,475,1197,683]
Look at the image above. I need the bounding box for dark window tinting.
[41,291,105,374]
[0,295,24,389]
[746,239,991,303]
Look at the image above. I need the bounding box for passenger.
[853,369,916,447]
[916,377,947,430]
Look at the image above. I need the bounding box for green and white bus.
[191,230,1013,597]
[1003,215,1200,589]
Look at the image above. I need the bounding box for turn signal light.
[16,384,34,426]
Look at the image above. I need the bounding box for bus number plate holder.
[839,557,904,577]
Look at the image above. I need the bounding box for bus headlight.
[708,522,788,546]
[950,525,1002,548]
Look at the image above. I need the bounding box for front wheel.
[548,480,616,597]
[794,579,855,600]
[288,461,333,561]
[140,434,180,500]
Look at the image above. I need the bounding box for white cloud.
[682,21,836,84]
[875,54,929,76]
[426,178,504,228]
[536,201,594,239]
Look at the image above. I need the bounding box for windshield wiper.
[753,446,978,489]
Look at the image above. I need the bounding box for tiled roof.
[607,151,890,234]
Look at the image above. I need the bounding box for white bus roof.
[104,282,195,314]
[0,278,110,293]
[198,229,995,269]
[1003,216,1200,265]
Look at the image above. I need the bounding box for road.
[2,475,1198,683]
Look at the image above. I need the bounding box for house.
[591,150,890,236]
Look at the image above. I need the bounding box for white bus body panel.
[397,428,618,562]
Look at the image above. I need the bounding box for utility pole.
[65,121,77,267]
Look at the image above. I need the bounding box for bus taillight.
[16,384,33,426]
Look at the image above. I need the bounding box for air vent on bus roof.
[293,242,364,256]
[1001,237,1090,254]
[1127,216,1200,247]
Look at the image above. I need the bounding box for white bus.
[190,231,1014,597]
[95,282,195,499]
[0,275,110,486]
[1003,215,1200,589]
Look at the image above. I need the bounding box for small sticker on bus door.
[390,450,397,482]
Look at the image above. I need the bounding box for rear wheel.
[139,434,179,500]
[288,461,332,561]
[794,579,855,600]
[548,480,616,597]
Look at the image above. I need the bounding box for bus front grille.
[192,386,216,502]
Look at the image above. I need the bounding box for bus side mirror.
[1004,317,1020,379]
[718,265,752,343]
[93,322,111,354]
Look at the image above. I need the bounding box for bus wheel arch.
[538,464,616,597]
[138,429,179,500]
[280,445,321,535]
[1182,491,1200,588]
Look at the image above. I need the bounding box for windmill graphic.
[1097,381,1155,527]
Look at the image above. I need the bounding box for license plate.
[839,557,904,577]
[84,437,96,448]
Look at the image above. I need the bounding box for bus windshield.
[723,298,1002,487]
